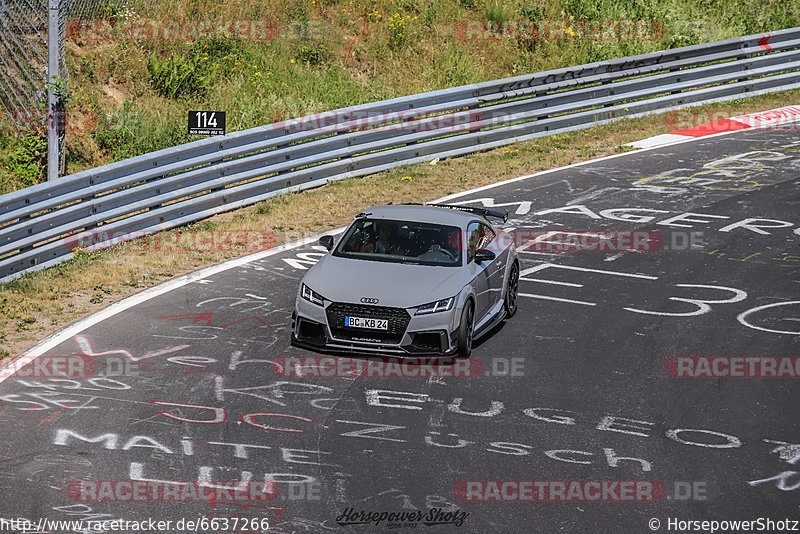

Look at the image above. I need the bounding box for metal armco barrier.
[1,27,799,282]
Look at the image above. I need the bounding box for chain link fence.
[0,0,134,177]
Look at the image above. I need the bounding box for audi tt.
[290,203,519,356]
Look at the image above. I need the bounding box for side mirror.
[319,235,334,251]
[474,249,495,264]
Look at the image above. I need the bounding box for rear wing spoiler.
[417,203,509,223]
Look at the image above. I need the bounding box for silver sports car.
[290,203,519,356]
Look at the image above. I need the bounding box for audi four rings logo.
[360,297,379,304]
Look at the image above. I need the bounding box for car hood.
[302,254,467,309]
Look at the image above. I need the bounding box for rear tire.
[504,261,519,318]
[456,300,474,356]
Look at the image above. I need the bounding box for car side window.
[466,221,481,262]
[478,223,495,249]
[467,221,494,262]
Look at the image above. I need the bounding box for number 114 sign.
[188,111,226,135]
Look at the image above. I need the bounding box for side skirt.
[473,299,506,340]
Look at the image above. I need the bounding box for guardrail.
[1,27,800,282]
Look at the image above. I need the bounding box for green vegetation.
[0,129,47,193]
[0,0,798,187]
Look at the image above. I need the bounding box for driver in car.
[375,222,394,254]
[417,229,459,262]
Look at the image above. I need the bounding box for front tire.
[504,261,519,318]
[456,300,474,356]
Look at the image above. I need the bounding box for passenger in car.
[372,222,402,254]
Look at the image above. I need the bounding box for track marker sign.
[188,111,226,135]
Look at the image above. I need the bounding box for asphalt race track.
[1,126,799,533]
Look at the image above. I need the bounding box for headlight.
[301,283,325,306]
[415,296,455,315]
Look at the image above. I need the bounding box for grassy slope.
[0,0,798,190]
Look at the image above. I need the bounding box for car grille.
[326,302,411,344]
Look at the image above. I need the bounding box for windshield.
[333,218,463,267]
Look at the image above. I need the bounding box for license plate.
[344,316,388,330]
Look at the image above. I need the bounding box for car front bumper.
[291,297,459,357]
